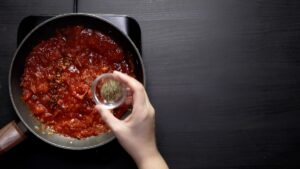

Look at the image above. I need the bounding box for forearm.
[134,149,169,169]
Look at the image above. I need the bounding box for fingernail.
[95,104,104,111]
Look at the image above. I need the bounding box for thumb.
[95,105,122,131]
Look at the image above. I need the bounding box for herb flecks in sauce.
[21,26,135,139]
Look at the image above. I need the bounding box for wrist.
[131,144,159,163]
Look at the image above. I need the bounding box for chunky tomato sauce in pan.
[20,26,135,139]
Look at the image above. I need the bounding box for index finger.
[113,71,146,106]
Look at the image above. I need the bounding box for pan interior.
[10,14,144,150]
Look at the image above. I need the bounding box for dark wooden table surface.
[1,0,300,168]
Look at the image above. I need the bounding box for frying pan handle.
[0,121,26,154]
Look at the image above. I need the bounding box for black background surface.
[1,0,300,169]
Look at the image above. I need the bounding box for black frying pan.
[0,13,145,152]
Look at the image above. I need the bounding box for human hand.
[95,71,168,169]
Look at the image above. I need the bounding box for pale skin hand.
[95,71,169,169]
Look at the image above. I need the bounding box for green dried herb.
[100,79,123,103]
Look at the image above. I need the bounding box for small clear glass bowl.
[91,73,127,109]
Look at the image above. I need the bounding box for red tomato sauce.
[21,26,135,139]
